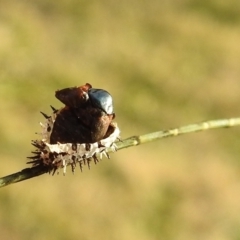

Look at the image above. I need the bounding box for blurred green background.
[1,0,240,239]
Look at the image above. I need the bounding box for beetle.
[50,83,115,144]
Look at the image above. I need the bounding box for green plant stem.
[114,117,240,150]
[1,117,240,188]
[0,167,48,188]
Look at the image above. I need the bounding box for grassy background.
[1,0,240,239]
